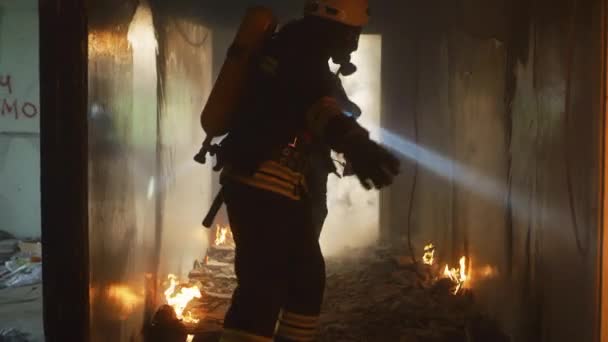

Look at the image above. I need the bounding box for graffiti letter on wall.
[1,98,18,119]
[22,102,38,118]
[0,75,12,95]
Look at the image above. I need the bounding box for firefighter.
[209,1,400,341]
[307,73,361,241]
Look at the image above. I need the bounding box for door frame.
[39,0,90,340]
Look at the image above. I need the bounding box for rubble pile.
[186,228,237,336]
[319,247,509,342]
[0,232,18,264]
[190,246,237,299]
[0,232,42,290]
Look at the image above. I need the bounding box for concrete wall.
[87,2,214,340]
[88,10,152,340]
[0,0,40,239]
[379,0,603,341]
[156,16,214,280]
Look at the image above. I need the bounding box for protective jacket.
[218,19,359,201]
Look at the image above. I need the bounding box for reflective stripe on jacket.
[224,160,307,200]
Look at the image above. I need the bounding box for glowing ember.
[214,225,234,246]
[422,243,435,265]
[106,284,144,320]
[479,264,498,279]
[164,274,202,323]
[443,256,468,294]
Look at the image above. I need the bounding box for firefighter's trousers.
[221,181,326,341]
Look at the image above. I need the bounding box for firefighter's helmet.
[304,0,369,27]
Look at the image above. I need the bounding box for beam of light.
[380,128,507,202]
[378,127,570,230]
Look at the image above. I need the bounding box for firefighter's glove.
[306,97,400,189]
[342,135,400,190]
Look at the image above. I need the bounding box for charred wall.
[380,0,604,341]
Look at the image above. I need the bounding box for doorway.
[321,34,383,256]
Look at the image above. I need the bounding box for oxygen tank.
[200,7,278,138]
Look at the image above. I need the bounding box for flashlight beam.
[378,127,570,230]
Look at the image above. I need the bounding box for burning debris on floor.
[152,227,508,342]
[319,246,509,342]
[149,225,236,341]
[187,225,236,331]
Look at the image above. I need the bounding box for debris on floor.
[161,240,509,342]
[0,262,42,290]
[0,328,31,342]
[186,234,237,337]
[16,242,41,259]
[0,235,42,290]
[0,232,43,341]
[319,246,510,342]
[189,245,236,299]
[0,232,18,265]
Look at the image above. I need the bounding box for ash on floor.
[190,246,509,342]
[319,247,509,342]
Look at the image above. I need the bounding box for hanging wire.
[406,38,421,266]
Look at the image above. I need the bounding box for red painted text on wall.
[0,73,38,120]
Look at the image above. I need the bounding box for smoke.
[318,33,568,256]
[321,173,380,257]
[320,35,382,256]
[379,128,571,236]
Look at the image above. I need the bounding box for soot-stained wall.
[87,2,214,340]
[380,1,603,341]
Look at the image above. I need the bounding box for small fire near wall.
[147,225,236,342]
[421,243,468,295]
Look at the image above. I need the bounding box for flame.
[187,335,194,342]
[164,274,202,323]
[214,225,234,246]
[480,264,498,279]
[106,284,144,320]
[422,243,435,265]
[443,256,468,294]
